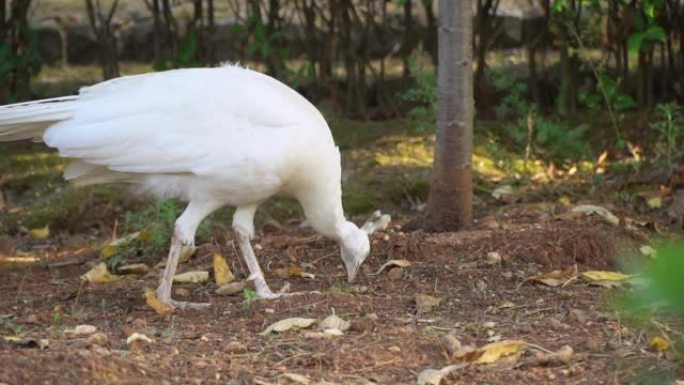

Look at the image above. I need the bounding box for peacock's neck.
[297,180,346,240]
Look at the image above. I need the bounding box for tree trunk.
[402,0,413,77]
[424,0,474,232]
[1,0,35,102]
[85,0,120,80]
[206,0,216,65]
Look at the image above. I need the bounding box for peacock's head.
[339,221,370,282]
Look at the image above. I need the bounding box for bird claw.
[155,288,210,311]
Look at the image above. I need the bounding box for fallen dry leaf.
[485,251,502,265]
[126,332,154,345]
[279,373,311,384]
[144,288,173,316]
[259,318,318,335]
[518,345,573,367]
[272,266,315,279]
[117,263,149,275]
[636,190,663,209]
[213,253,234,286]
[361,210,392,235]
[319,314,350,332]
[415,294,441,313]
[476,339,528,364]
[579,270,634,287]
[523,265,577,287]
[374,259,411,275]
[29,225,50,239]
[100,229,153,259]
[440,335,482,363]
[303,329,344,339]
[173,270,209,284]
[416,363,468,385]
[215,281,246,296]
[87,333,109,346]
[2,336,49,350]
[63,324,97,338]
[649,336,670,352]
[81,263,122,284]
[570,204,620,226]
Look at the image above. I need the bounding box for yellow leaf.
[272,266,315,279]
[117,263,149,275]
[100,245,117,259]
[80,263,122,284]
[476,339,528,364]
[260,318,318,335]
[580,270,633,282]
[100,230,153,259]
[29,225,50,239]
[558,196,572,206]
[173,270,209,284]
[649,336,670,352]
[144,288,173,316]
[524,265,577,287]
[137,228,154,243]
[213,253,234,286]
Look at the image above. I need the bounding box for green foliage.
[579,74,635,113]
[241,289,259,310]
[399,52,436,133]
[628,0,667,54]
[650,103,684,174]
[111,199,185,268]
[153,33,201,71]
[0,315,23,336]
[0,27,43,101]
[489,68,591,165]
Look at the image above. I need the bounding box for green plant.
[161,316,178,339]
[0,315,23,335]
[651,103,684,174]
[153,33,201,71]
[488,68,591,166]
[108,199,184,268]
[0,27,43,102]
[399,52,437,133]
[241,289,259,310]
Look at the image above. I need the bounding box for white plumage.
[0,64,371,309]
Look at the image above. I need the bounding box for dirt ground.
[0,208,679,385]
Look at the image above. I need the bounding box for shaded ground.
[0,209,679,384]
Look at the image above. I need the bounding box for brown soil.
[0,213,678,385]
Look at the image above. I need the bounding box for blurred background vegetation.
[0,0,683,163]
[1,0,684,233]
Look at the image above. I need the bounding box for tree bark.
[424,0,474,232]
[85,0,120,80]
[402,0,413,77]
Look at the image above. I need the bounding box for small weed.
[161,316,178,339]
[0,315,23,335]
[241,289,259,310]
[329,285,354,294]
[651,103,684,175]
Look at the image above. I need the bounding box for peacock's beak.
[346,263,360,282]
